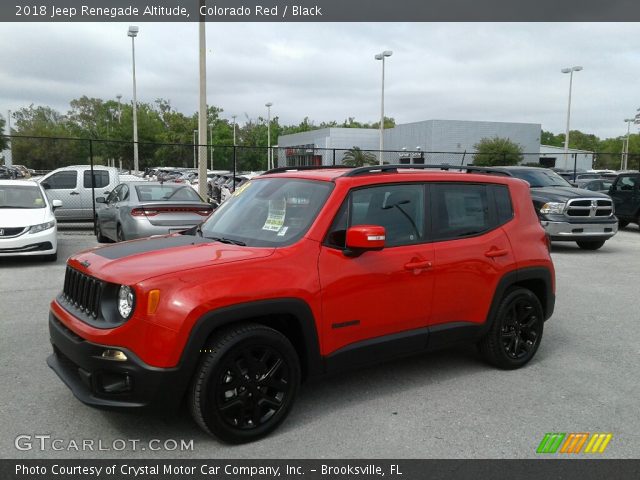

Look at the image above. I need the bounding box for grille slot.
[565,198,613,218]
[62,266,105,319]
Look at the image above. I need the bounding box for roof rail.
[340,164,512,177]
[262,165,352,175]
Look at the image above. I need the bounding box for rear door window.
[431,183,494,241]
[84,170,110,188]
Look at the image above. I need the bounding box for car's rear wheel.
[479,287,544,370]
[116,225,125,242]
[95,220,109,243]
[576,240,606,250]
[189,323,300,444]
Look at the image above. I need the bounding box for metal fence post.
[332,149,336,166]
[89,139,96,234]
[232,145,237,192]
[573,153,577,179]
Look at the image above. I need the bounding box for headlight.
[540,202,566,215]
[118,285,135,319]
[29,220,56,234]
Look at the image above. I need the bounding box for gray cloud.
[1,22,638,138]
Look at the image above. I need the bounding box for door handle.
[69,191,80,195]
[404,260,432,271]
[485,248,509,258]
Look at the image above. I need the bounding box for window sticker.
[277,226,289,237]
[262,198,286,231]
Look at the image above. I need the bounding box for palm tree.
[341,146,378,167]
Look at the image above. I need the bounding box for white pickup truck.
[38,166,140,221]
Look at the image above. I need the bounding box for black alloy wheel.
[499,297,542,361]
[216,345,291,431]
[189,323,300,443]
[116,225,125,242]
[480,287,544,369]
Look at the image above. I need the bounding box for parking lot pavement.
[1,227,639,459]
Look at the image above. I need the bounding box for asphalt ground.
[1,225,639,459]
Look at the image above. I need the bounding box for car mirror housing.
[345,225,386,251]
[52,199,63,209]
[95,197,106,204]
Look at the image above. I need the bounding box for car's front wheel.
[618,219,629,229]
[479,287,544,370]
[189,323,300,444]
[95,220,109,243]
[576,240,606,250]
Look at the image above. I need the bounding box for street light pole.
[193,129,198,169]
[232,115,237,146]
[115,94,122,123]
[128,26,140,173]
[265,102,273,170]
[375,50,392,165]
[4,110,12,167]
[561,65,583,170]
[623,118,634,170]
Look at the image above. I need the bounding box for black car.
[486,166,618,250]
[608,172,640,229]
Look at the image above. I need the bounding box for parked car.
[94,182,213,242]
[38,166,141,221]
[210,173,232,206]
[0,165,28,179]
[485,166,618,250]
[48,165,555,443]
[0,180,61,261]
[219,172,261,204]
[607,171,640,229]
[579,178,613,193]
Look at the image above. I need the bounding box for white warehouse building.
[276,119,542,167]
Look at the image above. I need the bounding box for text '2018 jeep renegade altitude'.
[47,165,555,443]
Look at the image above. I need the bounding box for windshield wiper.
[205,236,246,246]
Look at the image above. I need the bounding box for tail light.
[131,206,213,217]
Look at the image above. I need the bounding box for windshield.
[0,185,46,209]
[135,184,203,202]
[198,178,333,247]
[509,169,573,188]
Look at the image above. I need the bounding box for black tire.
[189,323,300,444]
[618,219,629,229]
[479,287,544,370]
[116,225,125,242]
[95,220,109,243]
[576,240,606,250]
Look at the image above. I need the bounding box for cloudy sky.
[1,22,638,138]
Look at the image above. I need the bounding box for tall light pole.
[231,115,237,146]
[197,19,208,199]
[115,94,122,123]
[623,118,634,170]
[265,102,273,170]
[193,129,198,169]
[209,123,214,170]
[4,110,12,167]
[128,26,140,173]
[561,65,583,169]
[375,50,392,165]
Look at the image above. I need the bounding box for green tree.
[541,130,563,147]
[473,137,524,166]
[341,146,377,167]
[0,114,7,152]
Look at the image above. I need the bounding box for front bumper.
[0,226,57,256]
[47,312,183,410]
[541,219,618,242]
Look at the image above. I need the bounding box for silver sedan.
[95,182,213,242]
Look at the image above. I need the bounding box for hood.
[0,207,49,228]
[69,234,275,284]
[529,186,610,204]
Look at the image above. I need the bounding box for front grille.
[62,266,105,319]
[0,227,27,238]
[565,198,613,218]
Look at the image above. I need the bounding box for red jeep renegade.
[48,165,555,443]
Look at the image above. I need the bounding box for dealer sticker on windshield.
[262,199,286,231]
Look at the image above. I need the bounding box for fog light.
[101,349,128,361]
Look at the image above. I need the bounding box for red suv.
[47,165,555,443]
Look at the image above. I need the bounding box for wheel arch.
[484,267,555,334]
[176,299,323,393]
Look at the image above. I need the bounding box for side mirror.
[51,199,62,210]
[345,225,386,252]
[95,197,106,204]
[41,182,51,190]
[103,190,111,196]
